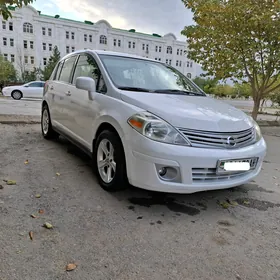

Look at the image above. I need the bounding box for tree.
[0,54,17,88]
[193,76,218,95]
[0,0,34,20]
[42,46,60,81]
[181,0,280,120]
[232,83,252,99]
[22,67,41,82]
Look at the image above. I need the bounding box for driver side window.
[72,54,107,93]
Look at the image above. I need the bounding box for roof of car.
[66,49,158,62]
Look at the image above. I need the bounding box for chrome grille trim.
[178,127,255,149]
[192,168,251,182]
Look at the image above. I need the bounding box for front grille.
[192,168,251,182]
[178,127,255,149]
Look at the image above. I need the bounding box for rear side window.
[58,56,77,83]
[53,62,63,80]
[29,82,42,87]
[72,54,107,93]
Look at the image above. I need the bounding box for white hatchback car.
[2,81,45,100]
[41,50,266,194]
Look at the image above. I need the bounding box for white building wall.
[0,5,197,79]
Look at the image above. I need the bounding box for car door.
[68,53,107,149]
[24,82,42,98]
[51,55,78,134]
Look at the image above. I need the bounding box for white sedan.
[2,81,45,100]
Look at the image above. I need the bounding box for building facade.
[0,5,196,79]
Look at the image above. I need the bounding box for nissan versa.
[41,50,267,194]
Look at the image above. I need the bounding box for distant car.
[2,81,45,100]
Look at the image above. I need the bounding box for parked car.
[2,81,45,100]
[41,50,267,194]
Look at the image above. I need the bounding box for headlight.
[254,121,262,142]
[128,112,191,146]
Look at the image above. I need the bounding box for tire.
[41,104,59,139]
[11,90,22,100]
[94,130,128,192]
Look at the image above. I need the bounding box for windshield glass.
[99,54,205,95]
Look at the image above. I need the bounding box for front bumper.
[124,130,267,194]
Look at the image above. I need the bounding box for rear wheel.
[41,105,59,139]
[11,90,22,100]
[94,130,128,192]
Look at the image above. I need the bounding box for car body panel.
[3,81,45,98]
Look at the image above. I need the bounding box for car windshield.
[99,54,205,96]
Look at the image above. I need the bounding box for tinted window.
[29,82,42,88]
[58,56,77,83]
[53,62,63,80]
[73,54,106,93]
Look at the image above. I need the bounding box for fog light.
[159,167,167,176]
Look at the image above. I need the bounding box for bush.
[270,93,280,107]
[231,94,237,99]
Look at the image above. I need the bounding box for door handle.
[65,91,71,96]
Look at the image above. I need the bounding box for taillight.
[43,81,48,94]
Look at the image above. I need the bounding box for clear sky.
[32,0,194,40]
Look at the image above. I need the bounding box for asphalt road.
[0,124,280,280]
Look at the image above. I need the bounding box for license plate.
[216,157,258,174]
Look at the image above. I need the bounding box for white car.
[2,81,45,100]
[41,50,267,194]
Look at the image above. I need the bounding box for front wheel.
[94,130,128,192]
[41,105,59,139]
[11,90,22,100]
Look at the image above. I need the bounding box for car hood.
[120,91,254,132]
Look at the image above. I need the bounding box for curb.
[0,115,40,124]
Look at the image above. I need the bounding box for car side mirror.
[76,77,96,100]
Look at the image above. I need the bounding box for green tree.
[0,54,17,87]
[0,0,34,20]
[42,46,60,81]
[181,0,280,120]
[193,76,218,95]
[212,84,234,98]
[22,67,41,83]
[232,83,252,99]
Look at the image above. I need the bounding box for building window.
[133,42,135,49]
[190,62,193,68]
[146,44,149,52]
[43,43,46,51]
[100,35,107,45]
[113,39,116,46]
[30,41,34,49]
[23,40,27,49]
[24,56,28,64]
[2,21,6,29]
[30,56,34,64]
[179,61,182,67]
[89,35,92,42]
[23,22,33,33]
[11,54,15,63]
[176,60,179,66]
[155,58,157,60]
[142,43,145,50]
[155,46,158,52]
[177,49,179,55]
[10,38,14,47]
[84,34,87,42]
[9,22,13,31]
[180,50,183,56]
[167,46,172,54]
[71,32,75,40]
[3,54,8,61]
[66,46,70,53]
[3,37,7,46]
[66,31,69,39]
[42,27,46,35]
[72,46,75,52]
[118,39,121,47]
[159,46,162,52]
[158,58,161,61]
[166,59,168,64]
[187,73,192,79]
[43,58,47,66]
[48,28,52,36]
[128,41,131,48]
[169,59,172,65]
[48,44,52,51]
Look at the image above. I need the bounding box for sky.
[32,0,194,41]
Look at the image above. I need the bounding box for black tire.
[41,104,59,140]
[11,90,22,100]
[94,130,128,192]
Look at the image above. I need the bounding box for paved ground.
[0,124,280,280]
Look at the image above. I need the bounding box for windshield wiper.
[118,86,153,92]
[154,89,204,96]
